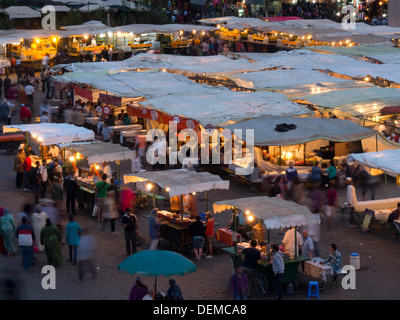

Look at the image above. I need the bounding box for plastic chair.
[307,281,319,299]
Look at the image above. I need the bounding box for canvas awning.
[3,123,95,146]
[223,115,377,146]
[123,169,230,198]
[213,196,320,230]
[65,141,135,164]
[349,149,400,178]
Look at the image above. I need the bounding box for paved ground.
[1,74,400,301]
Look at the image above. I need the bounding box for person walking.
[39,160,48,198]
[31,205,48,253]
[228,266,248,300]
[65,171,78,215]
[272,244,285,300]
[24,84,35,107]
[76,234,97,281]
[18,86,27,106]
[14,148,25,189]
[22,154,32,192]
[0,208,18,256]
[40,218,63,267]
[205,211,215,259]
[324,182,338,228]
[101,191,119,233]
[148,207,161,250]
[19,104,32,124]
[0,98,10,126]
[120,210,138,256]
[66,215,82,265]
[94,173,109,222]
[16,216,35,271]
[188,215,205,261]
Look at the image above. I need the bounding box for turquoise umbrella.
[118,250,197,297]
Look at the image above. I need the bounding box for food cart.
[124,169,230,253]
[63,141,136,212]
[213,196,320,296]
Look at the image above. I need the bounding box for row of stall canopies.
[52,49,400,125]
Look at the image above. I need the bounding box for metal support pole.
[385,173,388,199]
[205,190,208,212]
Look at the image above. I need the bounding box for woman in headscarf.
[31,205,48,252]
[0,207,18,256]
[40,218,63,266]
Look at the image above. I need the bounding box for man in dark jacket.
[16,216,35,270]
[120,211,137,256]
[65,172,78,215]
[188,215,205,261]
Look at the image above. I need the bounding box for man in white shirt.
[47,145,60,159]
[282,227,302,259]
[102,161,112,184]
[40,111,50,123]
[42,54,50,69]
[345,177,357,226]
[25,84,35,106]
[39,160,48,197]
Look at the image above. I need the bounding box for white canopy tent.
[213,196,320,230]
[223,115,377,146]
[2,6,42,19]
[3,123,95,146]
[139,90,311,127]
[124,169,230,198]
[64,141,135,165]
[349,149,400,178]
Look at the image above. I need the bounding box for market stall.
[63,141,136,212]
[213,196,320,296]
[124,169,230,253]
[3,123,95,161]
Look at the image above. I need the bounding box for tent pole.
[303,143,306,165]
[267,229,270,262]
[294,226,297,259]
[385,173,388,199]
[233,207,237,251]
[25,132,28,152]
[205,190,208,212]
[375,133,378,152]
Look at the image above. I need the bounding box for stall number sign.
[95,106,103,114]
[103,105,111,115]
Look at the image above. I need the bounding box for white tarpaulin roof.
[224,115,377,146]
[301,87,400,116]
[139,90,311,127]
[213,196,320,230]
[65,141,135,164]
[123,169,230,198]
[2,6,42,19]
[349,149,400,178]
[3,123,95,146]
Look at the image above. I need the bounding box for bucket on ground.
[350,253,360,270]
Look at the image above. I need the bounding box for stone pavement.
[1,75,400,300]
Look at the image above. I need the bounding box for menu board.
[359,209,375,234]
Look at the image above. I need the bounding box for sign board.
[359,209,375,234]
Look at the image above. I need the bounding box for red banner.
[74,86,93,101]
[98,93,122,107]
[127,104,199,131]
